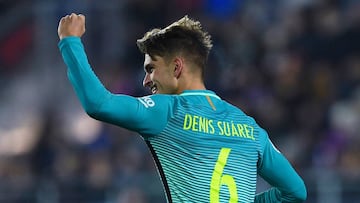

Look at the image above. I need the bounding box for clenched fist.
[58,13,86,40]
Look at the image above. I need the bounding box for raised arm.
[58,13,107,116]
[255,128,307,203]
[57,13,171,135]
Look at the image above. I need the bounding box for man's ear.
[173,57,184,79]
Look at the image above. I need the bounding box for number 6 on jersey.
[210,148,238,203]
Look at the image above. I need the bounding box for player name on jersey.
[182,114,255,140]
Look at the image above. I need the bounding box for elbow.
[84,107,101,120]
[82,99,110,122]
[299,188,307,202]
[85,108,99,119]
[281,181,307,203]
[291,182,307,202]
[82,102,101,119]
[81,92,111,120]
[294,190,307,202]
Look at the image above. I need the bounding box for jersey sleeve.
[58,37,172,136]
[255,128,307,203]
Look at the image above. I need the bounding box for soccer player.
[58,13,307,203]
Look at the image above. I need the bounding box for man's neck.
[176,78,206,94]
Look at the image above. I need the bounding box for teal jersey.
[59,37,306,203]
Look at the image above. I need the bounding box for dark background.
[0,0,359,202]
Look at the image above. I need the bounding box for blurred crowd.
[0,0,359,202]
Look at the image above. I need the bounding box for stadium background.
[0,0,359,202]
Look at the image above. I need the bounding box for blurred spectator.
[0,0,359,202]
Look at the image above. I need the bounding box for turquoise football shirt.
[59,37,306,203]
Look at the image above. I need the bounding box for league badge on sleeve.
[138,96,155,108]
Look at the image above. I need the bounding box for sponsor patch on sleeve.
[138,96,155,108]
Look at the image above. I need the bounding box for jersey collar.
[180,90,221,100]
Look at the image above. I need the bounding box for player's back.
[145,90,262,203]
[59,36,306,203]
